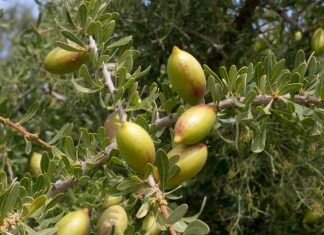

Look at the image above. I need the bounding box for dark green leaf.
[18,101,39,124]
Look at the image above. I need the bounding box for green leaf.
[183,197,207,223]
[78,4,88,27]
[63,136,76,160]
[294,49,305,68]
[25,137,32,155]
[1,182,20,218]
[18,101,39,124]
[155,149,169,192]
[167,204,188,224]
[278,83,303,96]
[184,219,210,235]
[64,8,77,29]
[136,201,149,218]
[107,36,133,49]
[61,30,85,47]
[55,41,86,52]
[251,120,267,153]
[40,152,49,174]
[48,123,73,145]
[244,90,257,106]
[79,64,102,88]
[203,64,224,89]
[28,228,58,235]
[26,195,46,217]
[72,77,101,93]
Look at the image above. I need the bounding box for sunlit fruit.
[102,195,123,208]
[104,112,121,141]
[166,143,207,187]
[167,46,206,105]
[294,31,302,41]
[44,45,89,74]
[55,208,90,235]
[142,213,160,235]
[97,205,128,235]
[30,152,42,175]
[174,104,216,145]
[116,122,155,174]
[311,28,324,54]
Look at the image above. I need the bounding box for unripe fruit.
[166,143,207,187]
[30,152,42,175]
[104,113,121,141]
[174,105,216,145]
[142,213,160,235]
[294,31,302,41]
[97,205,128,235]
[303,205,322,224]
[55,208,90,235]
[116,122,155,175]
[102,195,123,208]
[44,45,89,74]
[311,28,324,54]
[167,46,206,105]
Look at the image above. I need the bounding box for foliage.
[0,0,323,234]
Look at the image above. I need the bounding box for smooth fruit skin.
[30,152,42,175]
[167,46,206,105]
[311,28,324,54]
[166,143,207,187]
[102,195,123,208]
[174,104,216,145]
[116,122,155,175]
[142,213,160,235]
[294,31,302,41]
[97,205,128,235]
[303,207,322,224]
[44,45,89,74]
[104,113,121,141]
[55,208,90,235]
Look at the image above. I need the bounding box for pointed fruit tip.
[172,46,181,54]
[81,208,89,214]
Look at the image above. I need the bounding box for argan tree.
[0,0,323,234]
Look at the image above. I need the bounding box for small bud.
[55,208,90,235]
[97,205,128,235]
[142,213,160,235]
[102,195,123,209]
[166,143,208,187]
[44,45,89,74]
[104,113,121,141]
[174,105,216,145]
[30,152,42,175]
[116,122,155,175]
[311,28,324,54]
[167,46,206,105]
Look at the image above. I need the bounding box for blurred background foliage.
[0,0,323,234]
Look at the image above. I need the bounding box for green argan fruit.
[116,122,155,175]
[142,213,160,235]
[104,113,121,141]
[102,195,123,209]
[303,205,322,224]
[174,104,216,145]
[55,208,90,235]
[294,31,302,41]
[30,152,42,175]
[166,143,207,187]
[311,28,324,54]
[44,45,89,74]
[167,46,206,105]
[97,205,128,235]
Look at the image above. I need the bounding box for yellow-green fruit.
[303,206,322,224]
[44,45,89,74]
[166,143,207,187]
[55,208,90,235]
[102,195,123,208]
[174,105,216,145]
[167,46,206,105]
[116,122,155,175]
[311,28,324,54]
[294,31,302,41]
[30,152,42,175]
[97,205,128,235]
[142,214,160,235]
[104,113,121,141]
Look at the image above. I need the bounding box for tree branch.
[0,116,52,149]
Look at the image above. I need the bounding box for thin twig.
[0,116,52,149]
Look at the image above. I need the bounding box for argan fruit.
[166,143,207,187]
[303,205,322,224]
[102,195,123,208]
[116,122,155,175]
[174,104,216,145]
[311,28,324,54]
[55,208,90,235]
[104,113,121,141]
[30,152,42,175]
[294,31,302,41]
[44,45,89,74]
[142,213,160,235]
[167,46,206,105]
[97,205,128,235]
